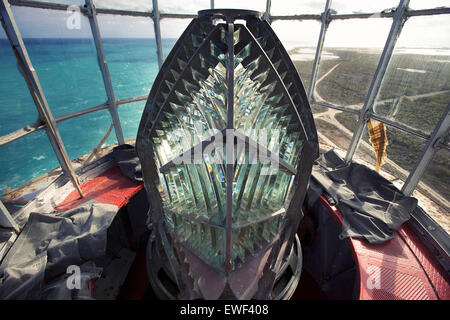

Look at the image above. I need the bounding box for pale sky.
[1,0,449,48]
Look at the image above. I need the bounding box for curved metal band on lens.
[198,9,262,21]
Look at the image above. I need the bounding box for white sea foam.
[32,155,46,160]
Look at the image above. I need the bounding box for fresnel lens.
[137,9,318,300]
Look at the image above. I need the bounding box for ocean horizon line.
[0,38,447,51]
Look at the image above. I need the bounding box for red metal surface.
[319,195,450,300]
[55,167,143,211]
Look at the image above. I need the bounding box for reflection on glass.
[315,18,392,107]
[0,130,59,195]
[12,6,107,117]
[97,15,158,100]
[374,16,450,134]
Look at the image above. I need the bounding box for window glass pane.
[58,109,116,160]
[0,27,38,136]
[159,0,209,13]
[408,0,450,10]
[415,149,450,235]
[117,100,146,140]
[271,0,325,15]
[315,18,392,107]
[353,122,427,189]
[160,18,191,58]
[97,14,157,100]
[330,0,399,14]
[271,20,321,89]
[214,0,266,11]
[11,6,107,117]
[95,0,153,11]
[374,16,450,134]
[27,0,84,4]
[0,130,59,196]
[316,109,359,154]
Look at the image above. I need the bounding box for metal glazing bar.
[8,0,450,19]
[406,7,450,17]
[0,0,83,198]
[85,0,125,145]
[344,0,410,163]
[263,0,271,23]
[312,100,361,115]
[8,0,154,17]
[0,120,44,147]
[0,93,148,147]
[225,20,234,276]
[160,13,197,19]
[307,0,332,100]
[368,113,430,140]
[0,200,20,233]
[271,14,322,21]
[270,8,450,21]
[116,95,148,105]
[402,103,450,195]
[152,0,164,69]
[55,102,109,122]
[210,0,214,9]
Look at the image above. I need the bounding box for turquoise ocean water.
[0,38,176,195]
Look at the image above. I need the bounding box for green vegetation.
[315,49,382,106]
[292,48,450,203]
[292,60,313,91]
[375,93,450,134]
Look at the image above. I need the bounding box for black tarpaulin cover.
[308,150,417,244]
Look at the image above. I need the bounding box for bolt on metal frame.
[0,0,449,222]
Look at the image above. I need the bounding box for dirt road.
[306,62,450,232]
